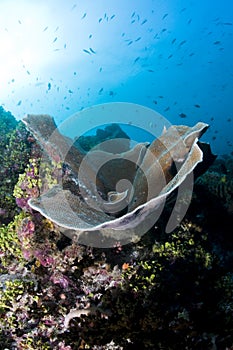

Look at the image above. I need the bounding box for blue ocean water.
[1,0,233,155]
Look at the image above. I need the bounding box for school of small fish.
[5,3,233,153]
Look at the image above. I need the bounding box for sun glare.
[0,1,56,85]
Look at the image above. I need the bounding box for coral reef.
[22,114,212,247]
[0,107,233,349]
[0,107,33,224]
[61,218,233,349]
[0,213,25,270]
[74,123,130,153]
[195,156,233,214]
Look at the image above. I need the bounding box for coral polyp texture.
[0,106,233,349]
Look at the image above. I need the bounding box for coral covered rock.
[23,113,213,247]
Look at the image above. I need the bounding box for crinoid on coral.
[22,109,215,248]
